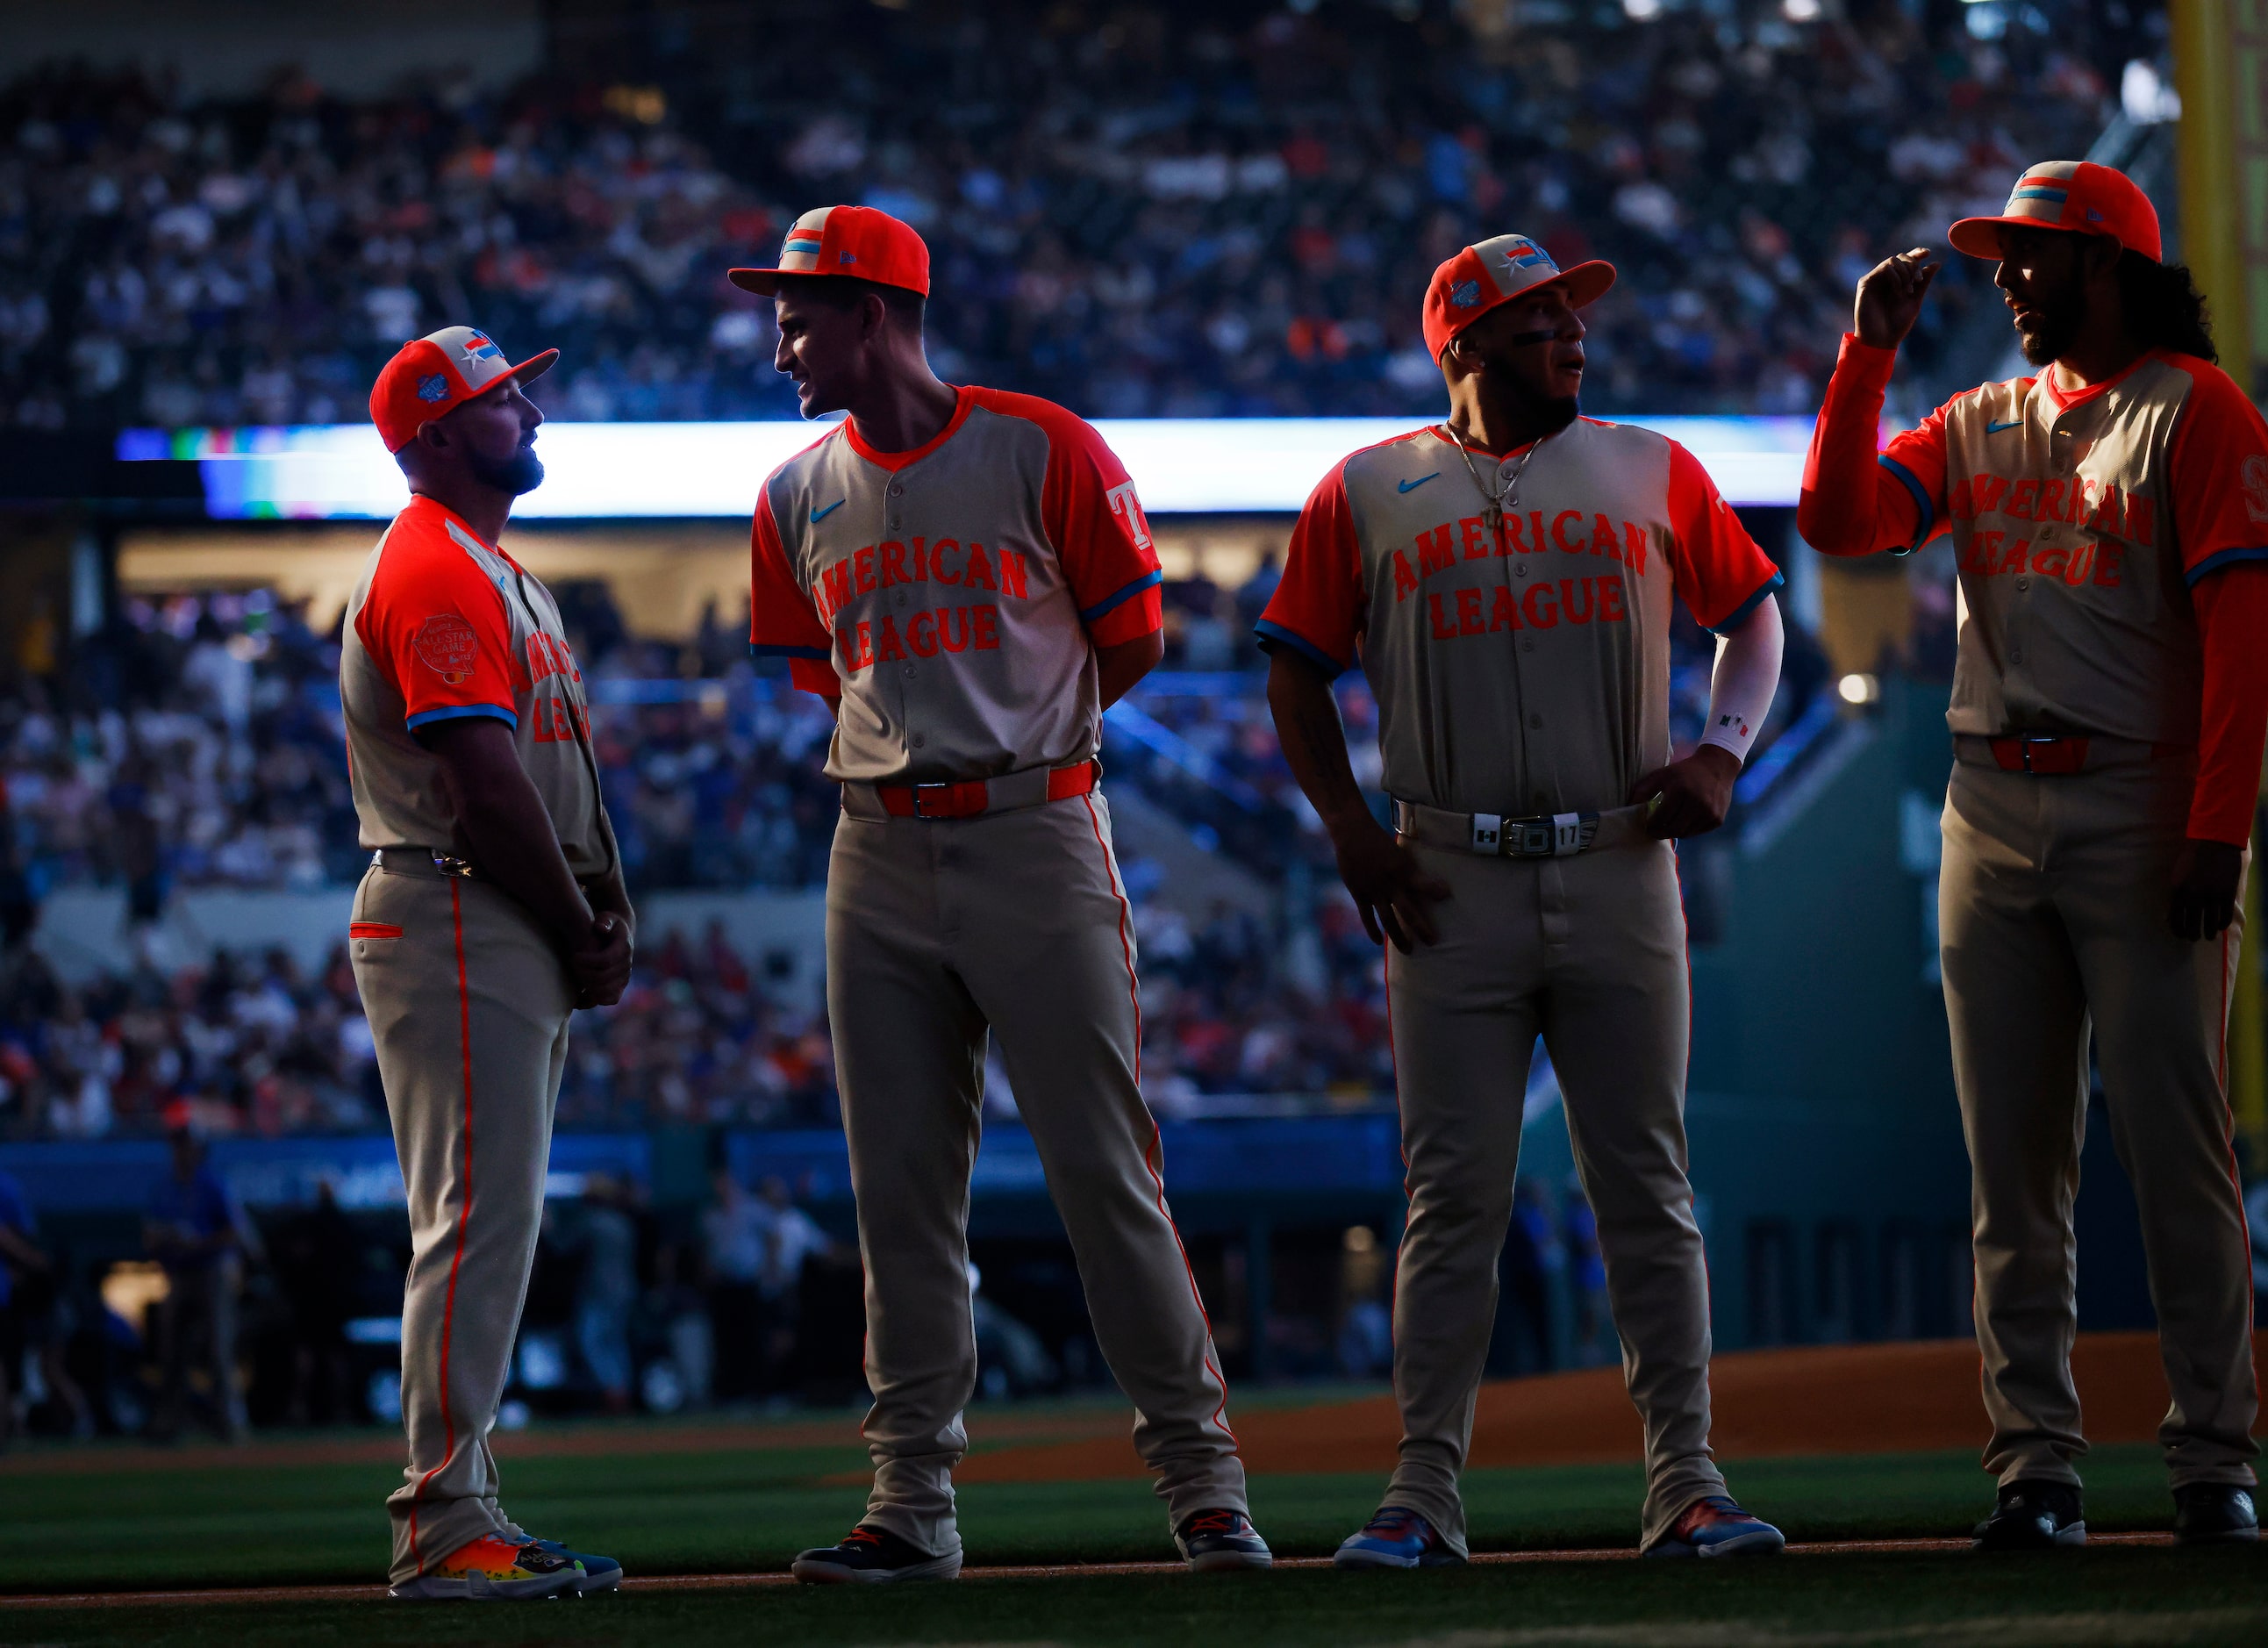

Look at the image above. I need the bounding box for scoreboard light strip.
[118,416,1827,519]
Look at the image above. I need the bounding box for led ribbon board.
[117,416,1822,519]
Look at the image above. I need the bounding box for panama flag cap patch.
[729,204,931,297]
[1949,161,2162,262]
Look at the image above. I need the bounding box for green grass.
[1,1422,2258,1645]
[6,1552,2267,1647]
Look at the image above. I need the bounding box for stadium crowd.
[0,2,2136,432]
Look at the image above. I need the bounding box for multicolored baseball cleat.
[791,1523,962,1583]
[519,1533,623,1594]
[1174,1507,1274,1571]
[1645,1495,1786,1558]
[388,1532,583,1600]
[2172,1483,2258,1545]
[1333,1505,1466,1570]
[1971,1480,2086,1551]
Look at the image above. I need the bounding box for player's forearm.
[426,721,597,957]
[1095,630,1163,709]
[1266,650,1372,841]
[2187,566,2268,847]
[1798,336,1911,558]
[1698,597,1784,766]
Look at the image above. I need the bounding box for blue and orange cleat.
[388,1533,583,1600]
[1334,1505,1465,1570]
[1645,1495,1786,1558]
[519,1533,622,1594]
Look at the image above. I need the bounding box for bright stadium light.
[118,415,1828,519]
[1784,0,1821,19]
[1837,672,1881,706]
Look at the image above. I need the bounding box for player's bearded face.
[1468,297,1585,429]
[1996,230,2086,368]
[454,383,547,495]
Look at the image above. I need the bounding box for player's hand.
[2168,839,2243,942]
[1628,746,1741,840]
[1854,247,1941,350]
[569,910,634,1008]
[1331,820,1450,953]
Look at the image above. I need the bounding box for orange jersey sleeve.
[1256,459,1363,677]
[1665,441,1784,634]
[1798,334,1935,558]
[1030,404,1164,648]
[749,486,838,697]
[355,505,520,733]
[2167,355,2268,584]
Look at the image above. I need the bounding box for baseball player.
[737,206,1269,1580]
[1800,163,2268,1548]
[1260,233,1790,1566]
[346,326,634,1598]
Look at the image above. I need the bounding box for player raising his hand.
[1799,163,2268,1550]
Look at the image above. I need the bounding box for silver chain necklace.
[1442,423,1549,537]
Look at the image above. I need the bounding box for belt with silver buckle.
[1392,799,1638,858]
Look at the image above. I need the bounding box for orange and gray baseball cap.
[1949,161,2163,263]
[369,326,557,453]
[1423,233,1615,361]
[728,204,932,297]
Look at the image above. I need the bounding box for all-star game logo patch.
[416,373,451,403]
[413,613,480,684]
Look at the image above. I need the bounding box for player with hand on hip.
[347,327,634,1599]
[1260,233,1789,1566]
[737,206,1268,1581]
[1800,164,2266,1549]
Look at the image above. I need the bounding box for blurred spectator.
[143,1120,254,1439]
[701,1162,769,1401]
[0,1164,43,1444]
[268,1178,359,1426]
[556,1174,640,1414]
[1563,1180,1610,1371]
[0,6,2121,431]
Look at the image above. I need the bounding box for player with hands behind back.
[344,326,632,1599]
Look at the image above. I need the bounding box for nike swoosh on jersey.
[1399,473,1441,493]
[1985,419,2024,434]
[812,498,847,521]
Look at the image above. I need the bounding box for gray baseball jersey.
[1256,418,1783,816]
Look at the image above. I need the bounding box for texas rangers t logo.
[1106,481,1154,552]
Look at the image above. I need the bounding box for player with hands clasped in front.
[1800,163,2268,1549]
[1260,233,1788,1566]
[345,327,633,1599]
[738,207,1268,1582]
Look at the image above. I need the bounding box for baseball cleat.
[1174,1507,1273,1571]
[388,1532,583,1600]
[791,1523,962,1583]
[1645,1495,1786,1558]
[1333,1505,1466,1569]
[518,1533,622,1594]
[1971,1480,2086,1551]
[2173,1483,2259,1545]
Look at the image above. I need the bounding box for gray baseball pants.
[351,858,572,1585]
[826,786,1247,1557]
[1382,837,1727,1554]
[1941,751,2258,1490]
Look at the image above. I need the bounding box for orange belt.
[876,760,1098,820]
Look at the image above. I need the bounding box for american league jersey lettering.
[1258,418,1781,816]
[340,495,609,869]
[750,385,1164,784]
[1876,349,2268,743]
